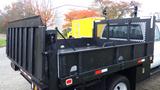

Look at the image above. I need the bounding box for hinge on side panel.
[42,51,54,55]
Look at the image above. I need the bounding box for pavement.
[1,47,160,90]
[136,72,160,90]
[0,47,30,90]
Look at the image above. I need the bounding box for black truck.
[6,16,156,90]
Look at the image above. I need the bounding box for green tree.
[0,0,55,33]
[0,0,35,33]
[0,15,4,33]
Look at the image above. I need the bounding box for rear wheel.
[106,75,130,90]
[113,82,127,90]
[11,62,19,71]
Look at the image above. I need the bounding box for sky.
[1,0,160,16]
[0,0,160,15]
[139,0,160,16]
[0,0,17,10]
[0,0,93,10]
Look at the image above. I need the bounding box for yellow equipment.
[68,17,105,38]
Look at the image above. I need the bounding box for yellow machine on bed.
[68,17,105,38]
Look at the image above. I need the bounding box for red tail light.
[66,78,73,86]
[95,70,102,75]
[137,59,145,65]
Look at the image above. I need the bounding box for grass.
[0,39,6,47]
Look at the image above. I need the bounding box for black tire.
[11,62,19,71]
[106,75,130,90]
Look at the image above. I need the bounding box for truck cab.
[152,22,160,68]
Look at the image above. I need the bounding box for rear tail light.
[95,70,102,75]
[137,59,145,65]
[66,78,73,86]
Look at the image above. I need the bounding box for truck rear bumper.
[20,69,48,90]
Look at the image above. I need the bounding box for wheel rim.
[114,82,127,90]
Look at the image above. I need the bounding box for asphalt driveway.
[1,47,160,90]
[0,47,30,90]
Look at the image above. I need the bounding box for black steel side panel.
[6,16,46,82]
[59,43,147,78]
[58,18,155,88]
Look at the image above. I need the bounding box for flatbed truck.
[6,16,160,90]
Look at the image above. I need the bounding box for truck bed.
[6,16,155,90]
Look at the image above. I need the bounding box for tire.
[106,75,130,90]
[11,62,19,71]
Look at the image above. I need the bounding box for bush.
[0,39,6,47]
[0,26,6,34]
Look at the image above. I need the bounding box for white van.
[151,22,160,68]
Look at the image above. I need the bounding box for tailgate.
[6,16,46,81]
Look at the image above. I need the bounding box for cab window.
[102,26,128,39]
[130,25,143,40]
[102,24,143,40]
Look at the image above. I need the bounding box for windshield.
[155,23,160,41]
